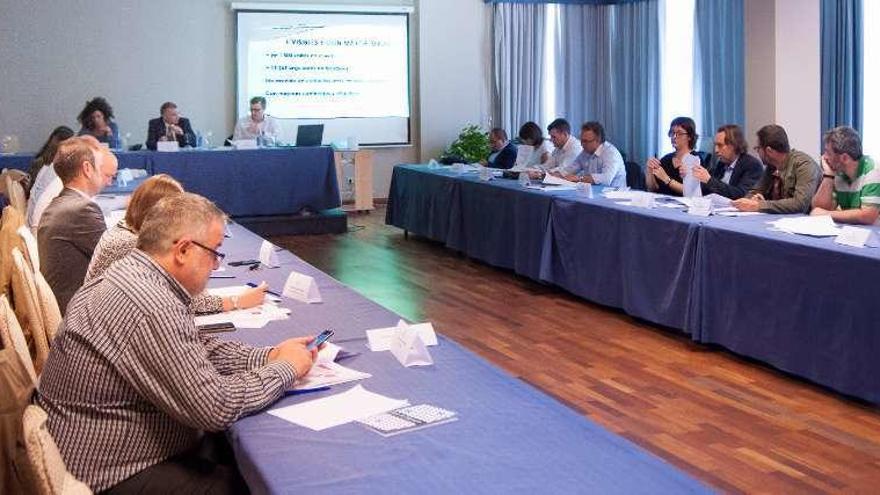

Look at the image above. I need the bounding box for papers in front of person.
[445,163,481,174]
[541,172,577,187]
[195,286,288,329]
[715,210,764,217]
[601,189,641,200]
[768,215,842,237]
[358,404,458,437]
[292,361,371,391]
[834,225,880,248]
[269,385,408,431]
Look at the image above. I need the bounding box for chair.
[10,248,50,374]
[0,294,37,383]
[19,405,92,495]
[32,272,61,343]
[3,173,27,215]
[17,224,40,273]
[625,161,646,191]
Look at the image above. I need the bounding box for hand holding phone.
[306,329,334,351]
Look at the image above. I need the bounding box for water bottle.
[681,154,702,198]
[519,172,530,187]
[203,131,213,149]
[121,132,131,151]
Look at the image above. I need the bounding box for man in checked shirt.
[35,193,317,494]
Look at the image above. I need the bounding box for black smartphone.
[228,259,261,267]
[306,329,334,351]
[198,322,236,334]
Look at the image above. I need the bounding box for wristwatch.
[823,174,835,180]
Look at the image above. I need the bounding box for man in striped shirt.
[35,193,317,493]
[811,126,880,225]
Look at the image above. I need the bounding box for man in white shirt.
[232,96,281,141]
[554,121,627,188]
[545,118,582,172]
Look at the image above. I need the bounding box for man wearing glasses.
[552,121,626,188]
[732,124,820,213]
[36,193,318,493]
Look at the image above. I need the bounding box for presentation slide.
[237,10,411,145]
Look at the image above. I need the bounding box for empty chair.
[625,161,646,190]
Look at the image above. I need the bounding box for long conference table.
[1,147,340,217]
[386,165,880,405]
[179,222,708,494]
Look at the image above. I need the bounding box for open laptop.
[295,124,324,147]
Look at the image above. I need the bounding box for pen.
[285,387,330,396]
[247,282,282,298]
[210,274,236,279]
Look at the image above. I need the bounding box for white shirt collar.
[67,186,94,201]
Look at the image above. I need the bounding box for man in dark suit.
[692,124,763,199]
[485,128,517,170]
[38,136,117,314]
[146,101,196,150]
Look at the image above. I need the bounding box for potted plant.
[440,124,490,164]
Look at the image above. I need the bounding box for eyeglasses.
[668,131,688,138]
[190,240,226,263]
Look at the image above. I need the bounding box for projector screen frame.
[233,4,414,147]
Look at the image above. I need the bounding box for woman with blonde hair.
[86,174,266,313]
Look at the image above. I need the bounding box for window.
[659,0,696,154]
[863,0,879,156]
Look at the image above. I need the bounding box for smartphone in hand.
[306,329,334,351]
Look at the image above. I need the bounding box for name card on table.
[259,240,279,268]
[156,141,179,152]
[232,139,258,150]
[835,226,880,248]
[366,320,438,352]
[283,270,322,303]
[687,197,712,217]
[632,192,656,209]
[389,321,434,367]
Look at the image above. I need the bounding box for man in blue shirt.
[553,121,626,188]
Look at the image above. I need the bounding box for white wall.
[417,0,492,162]
[744,0,776,144]
[774,0,821,157]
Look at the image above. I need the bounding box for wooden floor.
[271,205,880,494]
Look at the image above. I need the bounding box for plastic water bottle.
[681,154,702,198]
[120,132,131,151]
[203,131,213,149]
[519,172,530,187]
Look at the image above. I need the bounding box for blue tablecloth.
[1,147,340,218]
[385,164,880,404]
[691,214,880,402]
[215,223,710,494]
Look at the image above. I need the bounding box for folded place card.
[232,139,258,150]
[157,141,179,152]
[259,240,280,268]
[283,270,322,303]
[389,321,433,367]
[366,320,438,351]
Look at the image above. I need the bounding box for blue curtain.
[693,0,744,153]
[821,0,863,134]
[492,3,547,134]
[553,1,659,164]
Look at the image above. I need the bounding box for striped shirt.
[85,221,224,314]
[833,155,880,210]
[35,249,296,492]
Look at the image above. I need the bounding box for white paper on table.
[715,210,764,217]
[232,139,258,150]
[259,240,280,268]
[283,270,322,303]
[834,226,880,248]
[389,321,433,367]
[542,173,577,187]
[157,141,180,152]
[525,184,578,191]
[268,385,408,431]
[768,216,842,237]
[366,320,438,351]
[207,285,281,304]
[631,192,656,209]
[291,361,372,391]
[674,193,731,210]
[602,190,643,200]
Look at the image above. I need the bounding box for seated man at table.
[35,192,318,493]
[38,136,118,314]
[552,121,626,188]
[732,124,821,214]
[233,96,281,141]
[483,128,517,169]
[546,118,583,172]
[691,124,763,199]
[146,101,196,150]
[811,125,880,225]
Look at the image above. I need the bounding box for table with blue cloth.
[209,222,709,494]
[385,164,880,404]
[0,147,340,217]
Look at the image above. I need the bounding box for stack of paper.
[269,385,408,431]
[292,343,371,390]
[195,286,289,329]
[768,215,842,237]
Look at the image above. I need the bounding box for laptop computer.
[295,124,324,147]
